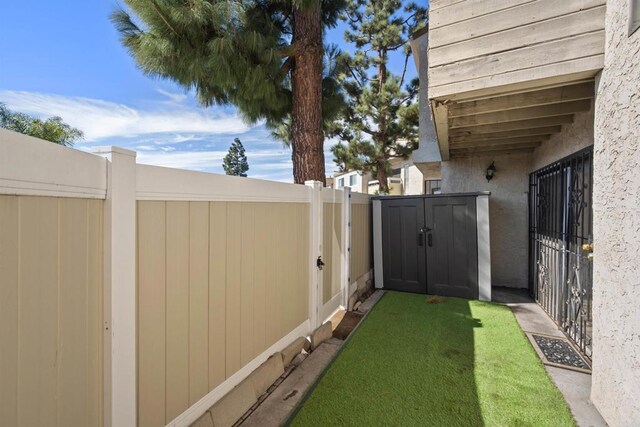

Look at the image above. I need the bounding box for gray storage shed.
[372,192,491,301]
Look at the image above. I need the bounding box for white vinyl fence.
[0,128,372,427]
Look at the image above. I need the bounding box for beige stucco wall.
[0,195,103,427]
[403,163,426,195]
[137,201,309,426]
[591,0,640,424]
[439,107,596,290]
[532,108,595,171]
[441,153,531,288]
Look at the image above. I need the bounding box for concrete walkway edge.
[492,288,607,427]
[241,291,385,426]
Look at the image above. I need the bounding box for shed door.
[381,198,427,294]
[425,197,478,299]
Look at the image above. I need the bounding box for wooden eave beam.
[450,135,548,150]
[450,115,574,135]
[450,146,536,158]
[450,141,542,153]
[432,100,450,161]
[448,82,594,118]
[450,147,535,158]
[449,99,591,128]
[429,67,601,102]
[450,126,561,143]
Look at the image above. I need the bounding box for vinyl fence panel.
[0,195,103,427]
[137,200,309,426]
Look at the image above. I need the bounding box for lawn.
[291,292,575,426]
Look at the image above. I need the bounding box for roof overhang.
[430,74,598,160]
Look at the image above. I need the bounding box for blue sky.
[0,1,419,182]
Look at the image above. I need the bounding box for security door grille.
[529,147,593,359]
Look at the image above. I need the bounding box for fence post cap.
[91,146,137,158]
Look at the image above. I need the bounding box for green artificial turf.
[291,292,575,426]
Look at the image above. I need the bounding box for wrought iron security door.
[529,147,593,359]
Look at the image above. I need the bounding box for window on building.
[631,0,640,35]
[337,177,344,188]
[349,174,357,186]
[425,179,442,195]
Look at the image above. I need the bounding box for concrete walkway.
[241,338,342,426]
[492,288,607,427]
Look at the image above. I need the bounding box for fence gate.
[529,147,594,359]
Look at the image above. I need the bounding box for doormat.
[526,332,591,374]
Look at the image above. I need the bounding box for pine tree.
[330,0,427,193]
[223,138,249,177]
[0,104,83,146]
[111,0,345,184]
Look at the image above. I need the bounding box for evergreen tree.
[0,104,83,146]
[330,0,427,193]
[223,138,249,176]
[111,0,345,184]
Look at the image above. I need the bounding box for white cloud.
[0,89,343,182]
[136,150,229,170]
[136,148,293,171]
[156,88,189,104]
[0,90,250,141]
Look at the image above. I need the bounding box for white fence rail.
[0,129,372,427]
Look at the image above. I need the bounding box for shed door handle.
[428,234,433,247]
[418,232,424,246]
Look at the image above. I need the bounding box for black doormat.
[526,333,591,373]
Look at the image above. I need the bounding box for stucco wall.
[402,164,425,195]
[532,108,595,171]
[439,108,596,290]
[441,153,531,288]
[591,0,640,424]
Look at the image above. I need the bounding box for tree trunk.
[376,161,390,194]
[291,1,325,185]
[376,50,389,192]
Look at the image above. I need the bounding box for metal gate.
[529,147,593,359]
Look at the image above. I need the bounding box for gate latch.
[316,256,325,270]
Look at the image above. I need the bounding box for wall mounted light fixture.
[486,162,496,182]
